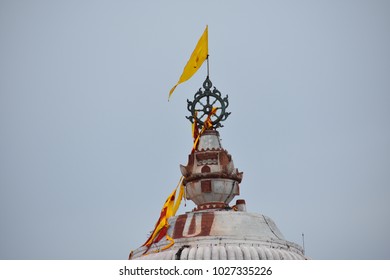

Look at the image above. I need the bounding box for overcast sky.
[1,0,389,260]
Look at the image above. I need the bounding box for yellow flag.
[142,178,184,250]
[169,26,208,98]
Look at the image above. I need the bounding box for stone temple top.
[129,78,307,260]
[180,129,243,212]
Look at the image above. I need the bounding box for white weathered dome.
[130,211,306,260]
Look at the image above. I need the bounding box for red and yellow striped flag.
[142,179,184,252]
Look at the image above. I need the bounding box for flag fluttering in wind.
[142,178,184,253]
[169,26,208,99]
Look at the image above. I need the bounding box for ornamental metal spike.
[186,77,231,130]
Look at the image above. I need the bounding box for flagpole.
[206,55,210,77]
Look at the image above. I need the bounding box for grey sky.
[1,0,389,260]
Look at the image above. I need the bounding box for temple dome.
[130,211,306,260]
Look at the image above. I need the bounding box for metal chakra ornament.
[186,76,231,130]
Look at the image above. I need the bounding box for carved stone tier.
[180,130,243,210]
